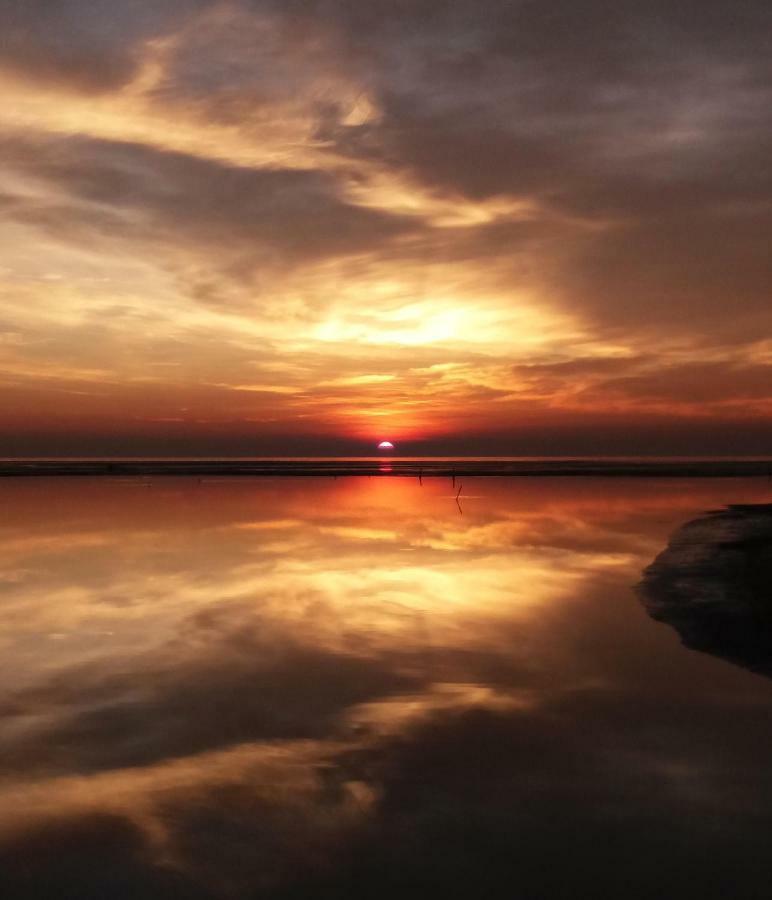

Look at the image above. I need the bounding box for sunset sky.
[1,0,770,455]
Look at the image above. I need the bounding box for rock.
[638,504,772,676]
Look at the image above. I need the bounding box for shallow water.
[2,476,772,899]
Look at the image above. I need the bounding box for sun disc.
[377,440,395,450]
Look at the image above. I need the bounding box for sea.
[1,466,772,898]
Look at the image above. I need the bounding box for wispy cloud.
[0,0,770,452]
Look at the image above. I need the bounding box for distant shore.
[1,459,771,478]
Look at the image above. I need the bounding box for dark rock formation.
[638,504,772,676]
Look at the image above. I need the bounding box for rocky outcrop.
[638,504,772,676]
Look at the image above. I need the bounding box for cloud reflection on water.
[2,476,772,898]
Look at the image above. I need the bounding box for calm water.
[2,476,772,898]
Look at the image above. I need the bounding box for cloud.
[1,134,418,276]
[0,0,769,449]
[0,1,209,92]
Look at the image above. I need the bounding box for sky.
[0,0,770,456]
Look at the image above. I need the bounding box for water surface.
[2,476,772,898]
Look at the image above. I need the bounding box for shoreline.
[1,459,771,478]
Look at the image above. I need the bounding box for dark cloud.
[1,135,418,271]
[304,0,772,331]
[0,1,211,92]
[555,208,772,330]
[590,361,772,405]
[4,0,771,332]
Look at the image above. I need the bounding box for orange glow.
[0,1,769,455]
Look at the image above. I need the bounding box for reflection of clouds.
[344,682,536,738]
[3,477,772,896]
[0,738,371,898]
[1,477,656,709]
[5,671,772,898]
